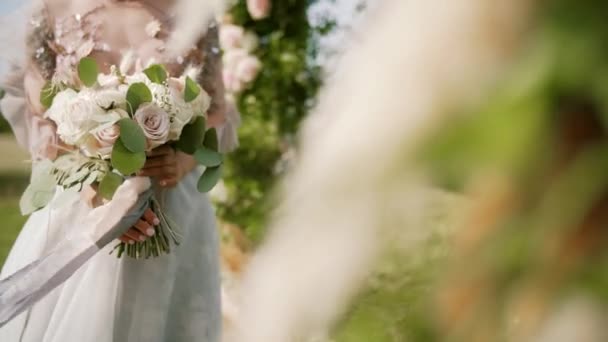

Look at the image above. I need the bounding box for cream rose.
[46,89,105,146]
[134,104,171,149]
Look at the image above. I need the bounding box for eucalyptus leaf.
[99,172,124,200]
[78,57,99,87]
[111,139,146,175]
[84,171,101,185]
[40,82,58,109]
[194,147,223,167]
[126,82,152,114]
[63,168,91,185]
[184,76,201,103]
[176,116,206,154]
[202,128,219,152]
[118,118,147,153]
[197,165,222,193]
[144,64,168,84]
[20,160,58,215]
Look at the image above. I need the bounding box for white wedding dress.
[0,0,236,341]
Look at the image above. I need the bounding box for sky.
[0,0,21,14]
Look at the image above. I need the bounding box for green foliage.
[111,139,146,175]
[40,82,58,109]
[117,118,147,153]
[0,88,11,133]
[202,127,219,151]
[194,147,223,167]
[176,116,206,154]
[218,0,325,241]
[19,160,56,215]
[126,83,152,114]
[77,57,99,87]
[98,172,124,200]
[143,64,167,84]
[184,76,201,103]
[198,165,222,193]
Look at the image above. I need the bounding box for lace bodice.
[31,0,220,85]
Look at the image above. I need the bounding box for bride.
[0,0,234,341]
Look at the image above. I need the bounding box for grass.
[0,197,27,265]
[0,134,29,267]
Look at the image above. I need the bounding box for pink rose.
[236,55,262,83]
[91,123,120,158]
[94,124,120,147]
[223,71,244,93]
[219,24,245,50]
[134,104,170,149]
[247,0,271,20]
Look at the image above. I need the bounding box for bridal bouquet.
[20,57,225,259]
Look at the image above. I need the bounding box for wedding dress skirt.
[0,170,221,342]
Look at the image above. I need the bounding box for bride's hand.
[118,208,159,244]
[137,145,197,188]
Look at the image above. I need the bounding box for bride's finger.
[119,236,134,244]
[142,155,175,169]
[147,146,174,157]
[137,166,177,178]
[134,219,155,237]
[125,228,147,242]
[159,177,178,188]
[143,208,160,226]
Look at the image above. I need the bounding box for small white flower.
[145,20,162,38]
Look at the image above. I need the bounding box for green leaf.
[202,128,219,152]
[197,165,222,193]
[194,147,223,167]
[111,139,146,175]
[118,118,147,153]
[176,116,206,154]
[143,64,168,84]
[99,172,124,200]
[78,57,99,87]
[40,82,58,109]
[126,83,152,114]
[184,76,201,103]
[20,160,57,215]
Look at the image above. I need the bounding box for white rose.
[134,104,170,149]
[98,73,122,88]
[46,89,105,146]
[80,88,127,110]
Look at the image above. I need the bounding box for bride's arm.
[22,64,63,161]
[199,23,227,128]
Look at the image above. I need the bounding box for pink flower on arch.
[247,0,271,20]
